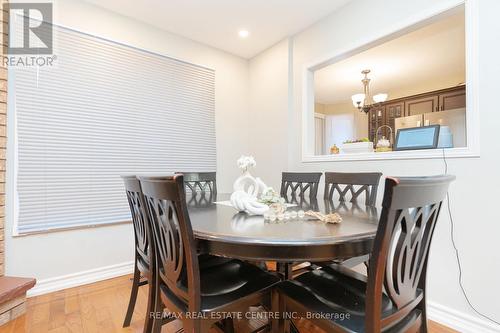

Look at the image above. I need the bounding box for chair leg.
[143,271,155,333]
[419,298,429,333]
[278,292,288,333]
[152,278,164,333]
[277,262,293,280]
[123,261,141,327]
[284,318,290,333]
[223,318,235,333]
[151,307,163,332]
[271,289,280,333]
[199,319,212,333]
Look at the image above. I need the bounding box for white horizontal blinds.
[14,24,216,234]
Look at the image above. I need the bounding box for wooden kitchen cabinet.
[367,85,466,142]
[384,102,404,139]
[438,87,466,111]
[368,106,385,142]
[405,95,439,115]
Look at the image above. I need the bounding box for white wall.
[254,0,500,331]
[248,39,290,190]
[5,0,249,281]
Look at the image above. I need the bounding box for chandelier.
[351,69,388,114]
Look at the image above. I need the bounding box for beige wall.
[315,101,369,141]
[314,102,325,114]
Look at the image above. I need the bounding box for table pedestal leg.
[276,262,299,332]
[276,262,293,280]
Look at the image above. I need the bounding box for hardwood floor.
[0,275,458,333]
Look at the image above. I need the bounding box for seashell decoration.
[305,211,342,224]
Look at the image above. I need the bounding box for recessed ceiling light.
[238,30,249,38]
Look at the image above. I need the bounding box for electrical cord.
[442,148,500,326]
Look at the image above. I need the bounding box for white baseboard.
[27,261,134,297]
[428,301,500,333]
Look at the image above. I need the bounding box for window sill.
[12,220,132,237]
[302,147,480,163]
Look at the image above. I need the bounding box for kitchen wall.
[248,0,500,331]
[5,0,250,283]
[315,101,368,139]
[314,102,325,114]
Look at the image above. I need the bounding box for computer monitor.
[394,125,440,151]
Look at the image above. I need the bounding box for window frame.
[301,1,479,163]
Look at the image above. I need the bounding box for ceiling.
[314,10,465,105]
[83,0,351,59]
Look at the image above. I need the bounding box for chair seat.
[277,264,402,333]
[198,254,233,270]
[162,259,280,313]
[138,253,230,277]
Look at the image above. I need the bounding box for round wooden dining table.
[187,193,380,276]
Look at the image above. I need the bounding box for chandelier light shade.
[351,69,388,113]
[351,93,365,108]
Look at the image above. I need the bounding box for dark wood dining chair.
[289,196,319,212]
[121,176,155,333]
[177,171,217,195]
[324,172,382,206]
[139,175,280,333]
[278,173,322,278]
[319,172,382,268]
[280,172,322,200]
[276,175,455,333]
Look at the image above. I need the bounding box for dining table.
[187,193,380,279]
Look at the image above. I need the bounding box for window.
[314,8,465,154]
[11,24,216,234]
[302,4,478,162]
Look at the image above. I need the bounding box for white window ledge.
[302,147,479,163]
